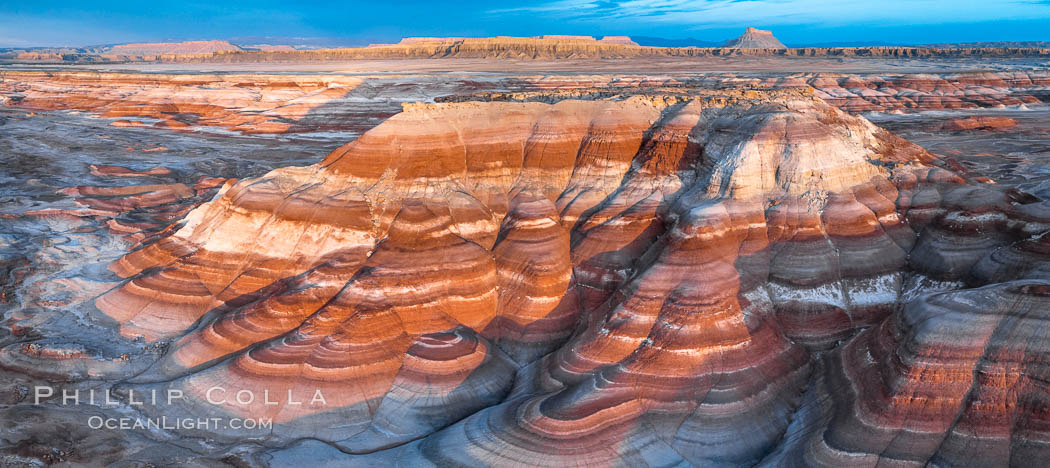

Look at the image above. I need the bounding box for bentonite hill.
[2,13,1050,468]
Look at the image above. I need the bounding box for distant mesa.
[396,37,466,45]
[534,35,597,41]
[533,35,638,45]
[107,40,243,55]
[722,27,787,49]
[7,31,1050,64]
[596,36,638,46]
[240,44,298,52]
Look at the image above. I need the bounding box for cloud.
[491,0,1050,29]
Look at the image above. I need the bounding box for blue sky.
[2,0,1049,47]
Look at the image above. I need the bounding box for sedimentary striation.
[4,65,1050,465]
[0,71,373,135]
[2,70,1048,138]
[0,82,1009,466]
[466,71,1050,113]
[938,115,1019,131]
[767,280,1050,466]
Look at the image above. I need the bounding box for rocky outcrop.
[767,280,1050,466]
[66,87,1044,464]
[5,73,1050,464]
[940,115,1018,131]
[733,71,1050,112]
[89,165,172,178]
[441,71,1050,113]
[4,71,1046,134]
[0,71,375,135]
[722,27,788,49]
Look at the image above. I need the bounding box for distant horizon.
[2,1,1049,49]
[6,32,1050,51]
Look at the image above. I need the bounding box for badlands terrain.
[2,40,1050,467]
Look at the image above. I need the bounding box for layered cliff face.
[768,280,1050,467]
[802,71,1050,112]
[6,86,1014,465]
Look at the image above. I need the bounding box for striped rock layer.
[0,72,371,135]
[766,280,1050,467]
[4,71,1049,137]
[87,91,1050,464]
